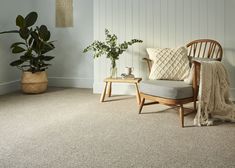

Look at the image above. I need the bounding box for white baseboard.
[93,82,137,95]
[0,80,20,95]
[48,77,93,88]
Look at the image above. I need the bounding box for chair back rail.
[186,39,223,61]
[144,39,223,75]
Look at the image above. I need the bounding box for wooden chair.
[139,39,223,127]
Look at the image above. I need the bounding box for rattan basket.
[21,71,48,94]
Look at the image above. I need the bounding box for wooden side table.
[100,77,142,104]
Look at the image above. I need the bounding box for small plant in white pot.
[0,12,55,94]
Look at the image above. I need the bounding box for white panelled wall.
[93,0,235,100]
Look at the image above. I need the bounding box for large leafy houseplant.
[83,29,143,78]
[0,11,55,93]
[0,11,55,72]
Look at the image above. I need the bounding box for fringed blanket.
[194,61,235,126]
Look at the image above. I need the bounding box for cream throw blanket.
[187,61,235,126]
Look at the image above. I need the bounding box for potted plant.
[83,29,143,78]
[0,11,55,94]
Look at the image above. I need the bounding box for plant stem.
[111,59,116,69]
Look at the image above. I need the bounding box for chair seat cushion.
[140,80,193,99]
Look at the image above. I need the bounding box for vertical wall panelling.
[160,0,169,47]
[139,0,147,79]
[199,0,208,38]
[207,0,216,38]
[93,0,100,89]
[132,0,140,77]
[215,0,225,46]
[224,0,235,100]
[183,0,192,44]
[93,0,234,98]
[146,0,154,48]
[126,0,133,68]
[175,0,184,46]
[191,0,200,40]
[112,0,120,77]
[106,0,113,78]
[100,0,107,83]
[154,0,161,48]
[168,0,176,47]
[120,0,126,81]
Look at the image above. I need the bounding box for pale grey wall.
[33,0,94,88]
[0,0,94,94]
[225,0,235,100]
[0,0,34,94]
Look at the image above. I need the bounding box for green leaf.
[48,42,55,48]
[30,58,39,67]
[10,59,24,66]
[39,25,50,41]
[19,28,30,40]
[10,42,26,48]
[12,46,25,53]
[25,12,38,27]
[44,31,51,41]
[32,41,38,53]
[28,37,34,46]
[24,49,33,57]
[105,29,109,35]
[31,31,38,40]
[20,55,31,61]
[41,43,55,54]
[39,25,48,32]
[16,15,25,28]
[41,56,54,61]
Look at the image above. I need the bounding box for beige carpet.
[0,88,234,168]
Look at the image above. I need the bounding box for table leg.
[135,83,141,105]
[100,82,108,102]
[107,82,112,97]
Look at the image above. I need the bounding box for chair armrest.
[143,57,153,75]
[143,57,152,62]
[192,60,201,66]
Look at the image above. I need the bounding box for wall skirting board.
[48,77,93,88]
[0,77,93,95]
[0,80,20,95]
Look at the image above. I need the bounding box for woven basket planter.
[21,71,48,94]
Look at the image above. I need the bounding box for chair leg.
[139,98,145,114]
[179,104,184,128]
[193,99,197,112]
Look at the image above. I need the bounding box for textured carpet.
[0,88,234,168]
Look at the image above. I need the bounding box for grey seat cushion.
[140,80,193,99]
